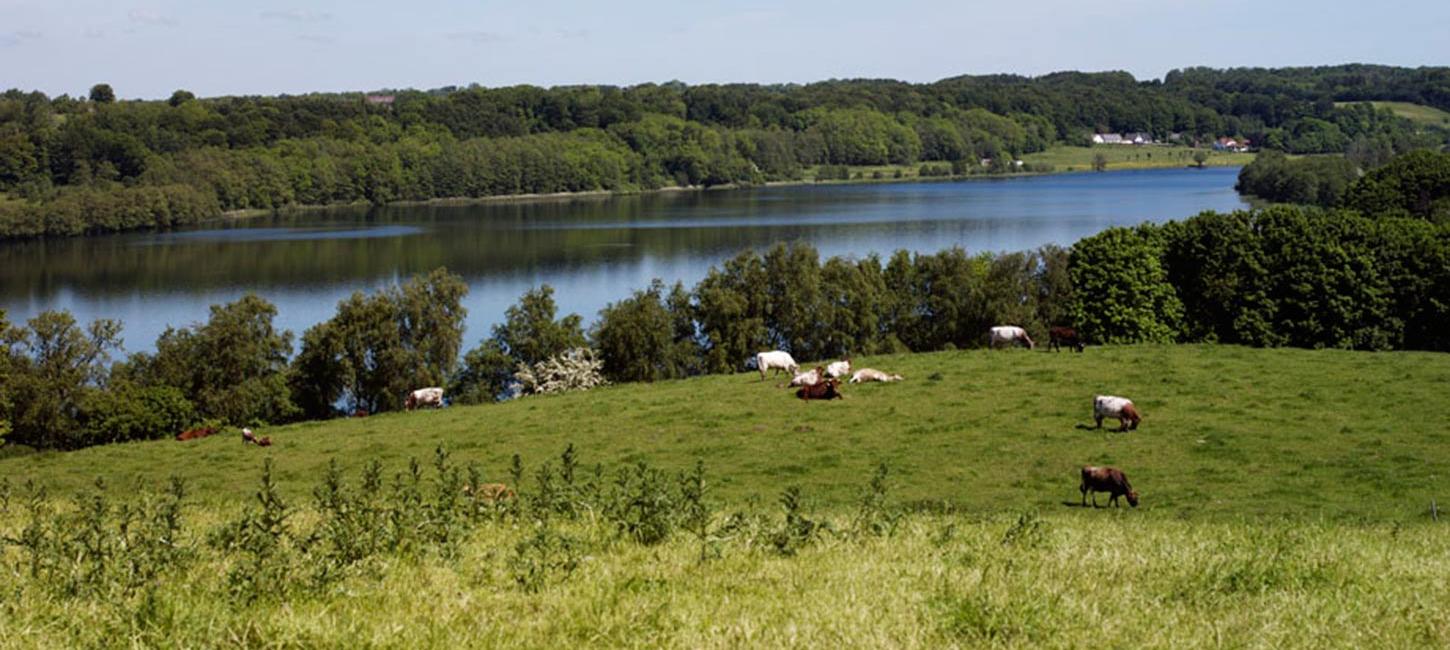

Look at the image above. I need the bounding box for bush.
[77,384,195,445]
[514,348,608,396]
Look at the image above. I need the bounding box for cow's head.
[1126,490,1140,508]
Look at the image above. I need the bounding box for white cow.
[825,357,852,379]
[989,326,1035,349]
[787,366,823,387]
[755,350,799,381]
[849,368,903,383]
[405,387,445,410]
[1093,395,1141,431]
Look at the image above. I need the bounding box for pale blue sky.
[1,0,1446,99]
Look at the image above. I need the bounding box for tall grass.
[2,456,1446,648]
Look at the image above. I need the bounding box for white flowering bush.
[513,348,608,396]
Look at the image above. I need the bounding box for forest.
[2,64,1448,238]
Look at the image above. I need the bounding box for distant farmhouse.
[364,94,396,106]
[1212,136,1252,152]
[1092,132,1155,145]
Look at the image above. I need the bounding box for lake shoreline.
[219,162,1241,221]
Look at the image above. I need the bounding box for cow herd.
[175,323,1144,509]
[756,324,1145,509]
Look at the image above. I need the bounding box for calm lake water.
[0,167,1248,352]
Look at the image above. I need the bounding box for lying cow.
[1080,466,1139,508]
[989,325,1035,349]
[796,378,843,401]
[756,350,800,381]
[176,426,217,442]
[825,357,852,379]
[1049,326,1085,353]
[849,368,903,383]
[242,428,273,447]
[1093,395,1142,432]
[785,366,824,388]
[405,387,445,410]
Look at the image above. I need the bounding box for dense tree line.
[2,65,1448,239]
[5,204,1444,451]
[1236,149,1450,216]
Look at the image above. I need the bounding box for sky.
[1,0,1447,99]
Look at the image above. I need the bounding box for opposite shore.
[218,147,1255,222]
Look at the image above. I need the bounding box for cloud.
[128,8,177,27]
[0,29,41,47]
[84,27,106,39]
[446,31,506,44]
[556,28,590,40]
[261,9,333,22]
[297,34,334,45]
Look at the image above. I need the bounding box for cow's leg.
[1118,417,1129,433]
[1091,492,1099,508]
[1080,486,1087,507]
[1094,414,1103,429]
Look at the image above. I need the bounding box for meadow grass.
[2,507,1447,648]
[3,344,1449,520]
[1335,101,1450,126]
[3,344,1450,647]
[1021,144,1255,172]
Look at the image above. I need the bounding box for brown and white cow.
[1093,395,1142,432]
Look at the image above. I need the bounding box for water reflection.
[0,167,1248,352]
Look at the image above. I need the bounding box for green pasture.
[5,344,1447,522]
[1021,144,1255,172]
[1336,101,1450,126]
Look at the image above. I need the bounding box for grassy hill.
[1336,100,1450,126]
[5,344,1450,647]
[6,344,1448,522]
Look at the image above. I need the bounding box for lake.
[0,167,1248,352]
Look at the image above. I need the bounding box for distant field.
[1022,144,1255,172]
[1336,100,1450,126]
[5,344,1448,522]
[800,144,1251,182]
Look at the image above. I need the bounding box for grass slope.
[1336,100,1450,126]
[1021,144,1255,171]
[5,344,1448,522]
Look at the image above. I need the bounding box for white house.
[1092,133,1125,144]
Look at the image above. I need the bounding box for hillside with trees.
[2,65,1448,239]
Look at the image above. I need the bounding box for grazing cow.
[825,357,852,379]
[1093,395,1142,432]
[989,326,1035,349]
[1048,326,1085,353]
[256,436,273,447]
[755,350,800,381]
[463,483,517,502]
[176,426,217,442]
[405,387,445,411]
[785,366,824,388]
[849,368,904,383]
[796,378,843,401]
[351,408,370,418]
[1080,466,1139,508]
